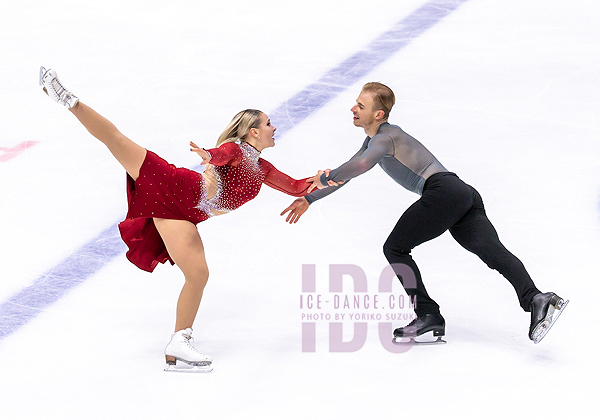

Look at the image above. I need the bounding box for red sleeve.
[260,159,312,197]
[204,142,243,166]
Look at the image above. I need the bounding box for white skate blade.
[39,66,47,86]
[393,336,447,345]
[164,360,213,373]
[392,331,447,346]
[532,299,569,344]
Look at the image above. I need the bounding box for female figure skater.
[40,67,316,370]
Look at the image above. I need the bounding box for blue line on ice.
[0,0,469,340]
[269,0,468,132]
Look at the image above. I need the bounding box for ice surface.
[1,0,599,419]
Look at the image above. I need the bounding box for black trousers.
[382,172,541,316]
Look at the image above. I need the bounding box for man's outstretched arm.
[280,139,371,224]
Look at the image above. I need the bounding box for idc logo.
[300,264,418,353]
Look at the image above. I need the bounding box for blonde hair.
[216,109,263,147]
[362,82,395,120]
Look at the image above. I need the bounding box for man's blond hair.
[362,82,395,120]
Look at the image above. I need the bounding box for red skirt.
[118,150,209,272]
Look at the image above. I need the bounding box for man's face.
[350,91,378,129]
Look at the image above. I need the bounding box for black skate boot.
[392,313,447,345]
[529,292,568,344]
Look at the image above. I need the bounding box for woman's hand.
[190,141,211,165]
[306,170,325,193]
[306,169,343,193]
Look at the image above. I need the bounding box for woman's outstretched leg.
[69,102,147,180]
[153,218,211,366]
[40,67,146,180]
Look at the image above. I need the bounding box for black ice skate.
[529,292,569,344]
[392,313,447,345]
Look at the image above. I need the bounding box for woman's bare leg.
[70,102,147,180]
[153,218,209,363]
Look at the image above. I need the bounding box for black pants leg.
[448,188,541,311]
[382,172,540,316]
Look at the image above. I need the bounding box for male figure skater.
[281,82,567,344]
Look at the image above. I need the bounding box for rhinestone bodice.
[197,141,268,217]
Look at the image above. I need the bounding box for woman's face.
[253,113,277,150]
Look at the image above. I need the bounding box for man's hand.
[323,168,344,187]
[281,197,310,224]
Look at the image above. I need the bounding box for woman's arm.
[261,159,315,197]
[190,141,243,166]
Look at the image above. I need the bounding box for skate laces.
[182,331,203,353]
[44,71,70,99]
[50,77,69,99]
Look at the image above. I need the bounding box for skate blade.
[164,362,213,373]
[39,66,47,86]
[164,358,213,373]
[533,299,569,344]
[392,336,447,345]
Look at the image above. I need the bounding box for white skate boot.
[164,328,213,373]
[39,66,79,108]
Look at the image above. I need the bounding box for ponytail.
[216,109,263,147]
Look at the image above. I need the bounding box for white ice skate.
[39,66,79,108]
[164,328,213,373]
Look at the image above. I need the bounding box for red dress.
[118,141,311,272]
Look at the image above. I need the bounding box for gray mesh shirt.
[305,122,447,203]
